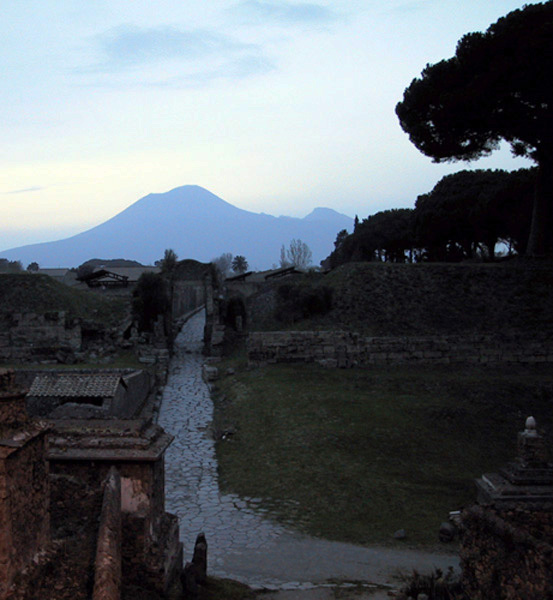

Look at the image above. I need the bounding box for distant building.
[225,265,302,284]
[80,266,160,288]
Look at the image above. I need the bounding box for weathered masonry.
[0,370,50,600]
[461,417,553,600]
[0,369,182,599]
[0,311,81,363]
[48,419,182,596]
[248,331,553,367]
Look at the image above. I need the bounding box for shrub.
[275,283,332,323]
[132,272,169,332]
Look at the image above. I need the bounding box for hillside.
[0,274,128,327]
[255,260,553,336]
[0,185,352,269]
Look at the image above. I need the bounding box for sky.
[1,0,536,252]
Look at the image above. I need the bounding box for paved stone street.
[158,311,459,591]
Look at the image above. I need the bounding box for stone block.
[317,358,338,368]
[202,365,219,382]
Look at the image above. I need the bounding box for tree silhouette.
[132,272,169,331]
[413,169,534,261]
[285,239,312,269]
[396,2,553,255]
[231,255,248,274]
[279,245,291,268]
[211,252,233,280]
[0,259,22,273]
[158,248,178,273]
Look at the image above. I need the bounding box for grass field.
[212,359,553,548]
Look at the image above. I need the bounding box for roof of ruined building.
[28,374,125,398]
[226,266,302,282]
[80,266,160,283]
[47,419,173,461]
[94,266,160,281]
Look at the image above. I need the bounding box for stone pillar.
[0,369,50,600]
[461,417,553,600]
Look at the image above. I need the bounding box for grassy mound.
[0,273,127,326]
[257,261,553,336]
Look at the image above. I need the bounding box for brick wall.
[247,330,553,367]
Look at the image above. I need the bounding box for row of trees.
[0,259,40,272]
[329,2,553,267]
[211,239,313,280]
[0,259,23,273]
[327,168,535,267]
[211,253,249,279]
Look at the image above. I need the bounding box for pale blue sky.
[1,0,534,251]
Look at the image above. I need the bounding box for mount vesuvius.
[1,186,353,269]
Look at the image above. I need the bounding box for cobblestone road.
[159,311,459,590]
[158,311,292,585]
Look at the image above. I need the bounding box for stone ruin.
[0,369,50,599]
[461,416,553,599]
[0,369,183,599]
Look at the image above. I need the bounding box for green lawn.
[212,361,553,548]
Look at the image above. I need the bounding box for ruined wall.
[171,260,214,320]
[49,472,103,538]
[0,370,50,600]
[0,312,81,363]
[461,506,553,600]
[120,370,152,416]
[92,468,121,600]
[0,435,50,599]
[172,281,205,319]
[247,331,553,367]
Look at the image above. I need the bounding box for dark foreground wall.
[461,506,553,600]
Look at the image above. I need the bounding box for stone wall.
[461,506,553,600]
[0,370,50,600]
[92,468,121,600]
[48,419,182,595]
[247,330,553,367]
[0,312,81,363]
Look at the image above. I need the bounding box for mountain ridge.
[1,185,352,269]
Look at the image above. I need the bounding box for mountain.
[0,185,353,269]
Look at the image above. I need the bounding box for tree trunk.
[485,239,496,261]
[526,155,553,256]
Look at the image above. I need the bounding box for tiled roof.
[28,374,123,398]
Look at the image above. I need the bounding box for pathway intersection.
[158,311,458,592]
